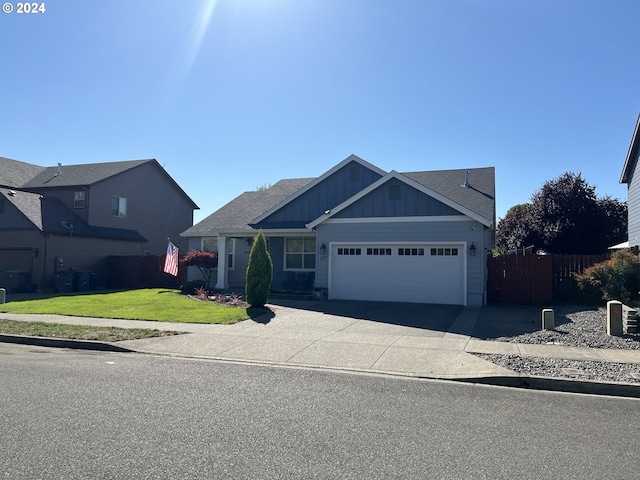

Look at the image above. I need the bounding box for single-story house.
[181,155,495,306]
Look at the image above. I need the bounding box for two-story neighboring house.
[620,114,640,251]
[0,157,198,292]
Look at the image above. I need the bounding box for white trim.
[327,240,468,306]
[321,215,475,224]
[307,171,492,229]
[215,235,228,289]
[250,154,387,224]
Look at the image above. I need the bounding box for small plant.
[230,293,242,306]
[215,293,227,304]
[575,250,640,304]
[194,286,208,300]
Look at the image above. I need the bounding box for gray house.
[182,155,495,306]
[0,157,198,291]
[620,114,640,250]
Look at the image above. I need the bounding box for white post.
[215,235,228,289]
[542,308,554,330]
[607,300,623,336]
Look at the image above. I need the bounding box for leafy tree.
[496,172,627,255]
[181,250,218,288]
[245,230,272,307]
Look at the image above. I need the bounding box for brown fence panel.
[488,253,610,304]
[107,256,142,289]
[108,255,188,290]
[487,254,552,304]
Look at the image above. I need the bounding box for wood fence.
[487,253,609,304]
[107,255,188,290]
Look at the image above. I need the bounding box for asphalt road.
[1,344,639,479]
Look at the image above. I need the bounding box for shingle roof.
[182,178,314,236]
[184,163,496,236]
[402,167,495,224]
[21,159,153,188]
[0,157,46,188]
[1,188,146,241]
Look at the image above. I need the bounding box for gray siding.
[628,155,640,247]
[315,219,487,306]
[334,180,462,218]
[0,199,34,228]
[88,162,194,254]
[32,187,90,224]
[259,161,383,226]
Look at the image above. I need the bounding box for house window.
[285,238,316,270]
[111,196,127,217]
[74,191,86,209]
[201,237,235,269]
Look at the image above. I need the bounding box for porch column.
[215,235,228,289]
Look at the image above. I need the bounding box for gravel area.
[473,306,640,384]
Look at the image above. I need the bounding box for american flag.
[164,241,179,276]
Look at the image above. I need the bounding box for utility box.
[54,271,75,293]
[607,300,623,336]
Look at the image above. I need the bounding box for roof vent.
[8,190,16,196]
[462,169,470,188]
[57,162,62,176]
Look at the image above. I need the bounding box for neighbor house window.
[201,237,235,269]
[111,196,127,217]
[285,238,316,270]
[74,191,86,209]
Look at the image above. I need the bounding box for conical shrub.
[245,230,272,307]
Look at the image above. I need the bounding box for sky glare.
[2,0,639,224]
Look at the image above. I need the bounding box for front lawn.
[0,289,260,324]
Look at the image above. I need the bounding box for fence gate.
[487,254,553,304]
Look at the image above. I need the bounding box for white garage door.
[329,244,465,305]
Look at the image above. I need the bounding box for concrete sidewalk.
[2,300,640,397]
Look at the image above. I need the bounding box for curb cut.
[0,334,134,353]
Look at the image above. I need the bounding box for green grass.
[0,289,262,324]
[0,319,180,342]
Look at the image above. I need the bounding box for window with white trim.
[285,238,316,270]
[202,237,235,269]
[111,196,127,217]
[74,191,85,209]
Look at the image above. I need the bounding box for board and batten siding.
[315,219,488,306]
[334,180,463,218]
[259,161,382,226]
[627,157,640,247]
[87,162,194,255]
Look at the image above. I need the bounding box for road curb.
[456,375,640,399]
[0,334,135,353]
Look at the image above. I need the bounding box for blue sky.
[2,0,639,225]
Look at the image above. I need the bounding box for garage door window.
[431,248,458,256]
[338,248,362,255]
[366,248,391,256]
[398,248,424,256]
[285,238,316,270]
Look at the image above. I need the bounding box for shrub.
[245,230,272,307]
[181,250,218,288]
[575,250,640,304]
[180,279,206,295]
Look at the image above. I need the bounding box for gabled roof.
[181,178,314,237]
[402,167,495,223]
[21,159,151,188]
[1,188,146,242]
[306,168,495,229]
[0,157,46,188]
[620,113,640,184]
[249,154,386,225]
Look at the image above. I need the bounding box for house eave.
[620,113,640,184]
